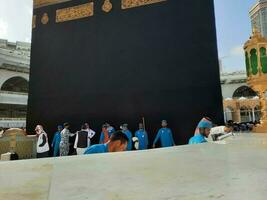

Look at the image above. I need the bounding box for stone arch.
[0,72,29,91]
[1,76,29,93]
[233,86,257,98]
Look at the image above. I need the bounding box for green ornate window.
[260,47,267,74]
[250,48,258,75]
[245,51,250,76]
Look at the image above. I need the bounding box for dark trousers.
[37,151,49,158]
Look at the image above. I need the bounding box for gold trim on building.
[32,15,37,29]
[41,13,49,25]
[34,0,72,9]
[102,0,113,13]
[56,2,94,23]
[121,0,167,9]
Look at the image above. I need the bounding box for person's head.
[64,122,70,129]
[121,124,128,131]
[161,120,168,127]
[224,123,234,133]
[102,122,110,128]
[57,125,63,132]
[84,123,89,129]
[81,124,87,130]
[108,131,129,152]
[203,116,212,122]
[102,123,108,131]
[139,123,144,130]
[198,121,212,137]
[35,125,43,134]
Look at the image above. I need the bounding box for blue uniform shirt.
[99,127,115,143]
[153,127,175,147]
[52,131,61,157]
[122,130,132,151]
[135,130,148,150]
[188,134,207,144]
[84,144,109,154]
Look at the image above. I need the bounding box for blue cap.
[197,121,212,129]
[57,125,63,129]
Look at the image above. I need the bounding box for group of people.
[35,120,177,158]
[35,117,234,158]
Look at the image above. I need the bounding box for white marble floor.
[0,133,267,200]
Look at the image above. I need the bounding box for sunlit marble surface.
[0,133,267,200]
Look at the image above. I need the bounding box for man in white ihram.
[74,123,96,155]
[208,123,234,142]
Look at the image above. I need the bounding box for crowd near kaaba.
[0,118,258,159]
[29,117,257,159]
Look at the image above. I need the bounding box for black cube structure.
[27,0,223,145]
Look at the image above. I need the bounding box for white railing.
[0,118,26,128]
[0,118,26,121]
[0,90,28,95]
[0,91,28,105]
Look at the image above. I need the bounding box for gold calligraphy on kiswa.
[56,2,94,23]
[121,0,167,9]
[34,0,71,9]
[32,15,36,29]
[33,0,168,25]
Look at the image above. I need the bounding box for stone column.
[252,107,256,122]
[224,111,227,123]
[233,109,241,123]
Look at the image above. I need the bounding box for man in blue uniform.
[134,123,148,150]
[153,120,175,148]
[99,123,115,144]
[51,125,62,157]
[121,124,133,151]
[84,131,128,155]
[188,120,212,144]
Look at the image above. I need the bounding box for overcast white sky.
[0,0,33,43]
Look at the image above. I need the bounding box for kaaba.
[27,0,223,145]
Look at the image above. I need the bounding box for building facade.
[221,71,261,123]
[0,39,30,128]
[250,0,267,37]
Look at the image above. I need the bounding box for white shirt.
[210,126,226,135]
[37,132,49,153]
[208,126,233,142]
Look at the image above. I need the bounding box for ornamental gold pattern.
[41,13,49,24]
[34,0,71,8]
[32,15,36,29]
[121,0,167,9]
[56,2,94,23]
[102,0,113,13]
